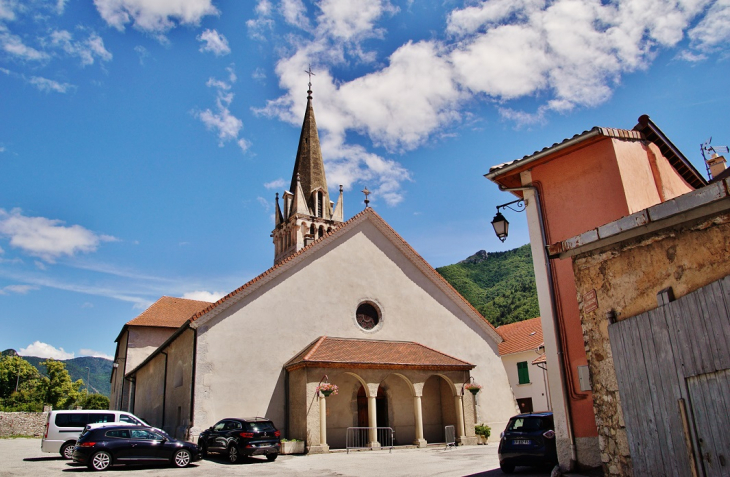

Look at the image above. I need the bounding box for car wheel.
[89,451,112,471]
[173,449,192,468]
[228,444,239,464]
[499,461,515,474]
[266,453,278,462]
[60,441,75,459]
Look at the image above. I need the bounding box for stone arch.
[322,371,367,449]
[379,373,416,445]
[421,374,458,443]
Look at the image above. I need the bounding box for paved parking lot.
[0,438,564,477]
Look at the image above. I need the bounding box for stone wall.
[570,212,730,476]
[0,412,47,437]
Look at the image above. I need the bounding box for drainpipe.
[190,328,197,438]
[499,184,577,469]
[161,351,168,430]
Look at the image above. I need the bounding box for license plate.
[513,439,531,445]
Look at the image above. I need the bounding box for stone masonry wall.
[0,412,48,437]
[570,212,730,476]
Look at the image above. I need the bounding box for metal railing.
[444,425,456,449]
[346,427,395,453]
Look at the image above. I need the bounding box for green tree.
[76,393,110,410]
[38,359,83,409]
[0,355,43,411]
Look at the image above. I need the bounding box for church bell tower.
[272,83,344,264]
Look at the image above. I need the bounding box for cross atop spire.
[305,64,315,99]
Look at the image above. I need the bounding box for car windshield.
[507,417,547,432]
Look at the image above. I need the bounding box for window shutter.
[517,361,530,384]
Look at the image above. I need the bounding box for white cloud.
[28,76,73,93]
[56,0,68,14]
[195,66,250,153]
[0,29,50,61]
[134,45,150,65]
[182,290,221,302]
[257,196,271,213]
[19,341,74,360]
[48,30,112,66]
[0,208,117,262]
[79,348,113,360]
[93,0,218,34]
[264,178,285,190]
[689,0,730,52]
[81,302,94,308]
[197,28,230,56]
[0,284,38,295]
[317,0,397,42]
[34,260,47,270]
[281,0,310,30]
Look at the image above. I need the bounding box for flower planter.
[280,440,305,454]
[321,390,334,397]
[468,388,480,396]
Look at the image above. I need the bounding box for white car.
[42,410,148,459]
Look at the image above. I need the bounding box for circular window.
[356,302,380,331]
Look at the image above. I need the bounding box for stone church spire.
[272,82,344,264]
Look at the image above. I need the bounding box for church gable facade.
[117,87,517,452]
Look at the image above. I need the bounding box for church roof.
[289,89,330,216]
[285,336,475,371]
[188,207,503,344]
[126,296,212,328]
[496,317,543,356]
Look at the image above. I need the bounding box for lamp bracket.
[496,199,525,213]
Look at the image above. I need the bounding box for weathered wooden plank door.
[687,369,730,477]
[609,274,730,477]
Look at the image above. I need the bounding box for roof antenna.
[702,137,729,180]
[362,187,370,209]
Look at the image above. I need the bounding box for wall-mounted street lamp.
[491,199,525,242]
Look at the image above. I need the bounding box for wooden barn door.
[609,275,730,477]
[687,369,730,477]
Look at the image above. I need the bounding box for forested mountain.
[436,244,539,327]
[1,350,111,397]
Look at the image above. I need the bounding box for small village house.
[549,163,730,476]
[485,115,706,471]
[497,317,551,414]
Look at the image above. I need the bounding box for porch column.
[413,394,427,447]
[454,394,466,444]
[367,395,380,448]
[319,395,328,449]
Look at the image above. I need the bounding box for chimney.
[706,153,727,179]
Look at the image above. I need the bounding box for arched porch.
[284,337,479,453]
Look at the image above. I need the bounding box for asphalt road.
[1,438,562,477]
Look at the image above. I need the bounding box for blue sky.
[1,0,728,360]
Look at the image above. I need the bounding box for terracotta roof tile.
[126,296,212,328]
[496,317,543,356]
[285,336,475,371]
[532,353,546,365]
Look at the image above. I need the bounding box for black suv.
[72,425,200,471]
[198,417,281,463]
[498,412,557,473]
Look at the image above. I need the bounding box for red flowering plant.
[316,382,339,397]
[464,382,482,395]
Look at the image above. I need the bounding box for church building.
[110,85,517,452]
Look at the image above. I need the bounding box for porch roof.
[284,336,475,371]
